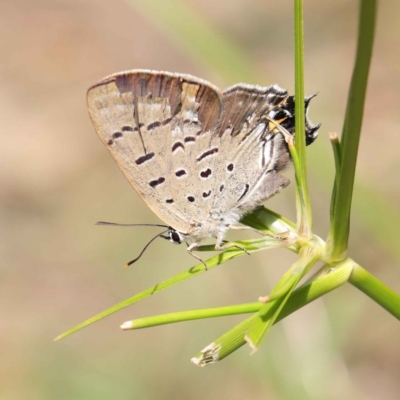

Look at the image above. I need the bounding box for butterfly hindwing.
[218,83,289,136]
[208,84,293,213]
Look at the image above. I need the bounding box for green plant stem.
[293,0,313,238]
[349,264,400,319]
[329,0,376,261]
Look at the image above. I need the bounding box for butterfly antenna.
[96,221,169,229]
[125,229,169,268]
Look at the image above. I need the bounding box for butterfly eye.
[169,230,182,244]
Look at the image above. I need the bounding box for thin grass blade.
[329,0,377,260]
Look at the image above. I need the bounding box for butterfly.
[87,70,319,267]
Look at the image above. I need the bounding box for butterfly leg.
[186,243,209,271]
[214,233,251,255]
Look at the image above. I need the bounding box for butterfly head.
[167,228,184,245]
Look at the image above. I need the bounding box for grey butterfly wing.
[87,70,223,233]
[210,83,319,214]
[218,83,290,137]
[208,84,296,214]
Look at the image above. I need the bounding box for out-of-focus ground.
[1,1,399,399]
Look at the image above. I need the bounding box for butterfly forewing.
[87,70,223,233]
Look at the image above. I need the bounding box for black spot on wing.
[149,177,165,188]
[184,136,196,143]
[112,132,123,139]
[175,169,187,177]
[238,184,250,201]
[172,142,185,152]
[147,121,161,131]
[135,152,154,165]
[122,126,133,132]
[196,147,218,162]
[133,123,144,132]
[200,168,212,179]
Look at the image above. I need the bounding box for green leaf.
[120,303,262,330]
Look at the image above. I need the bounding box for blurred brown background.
[1,1,400,399]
